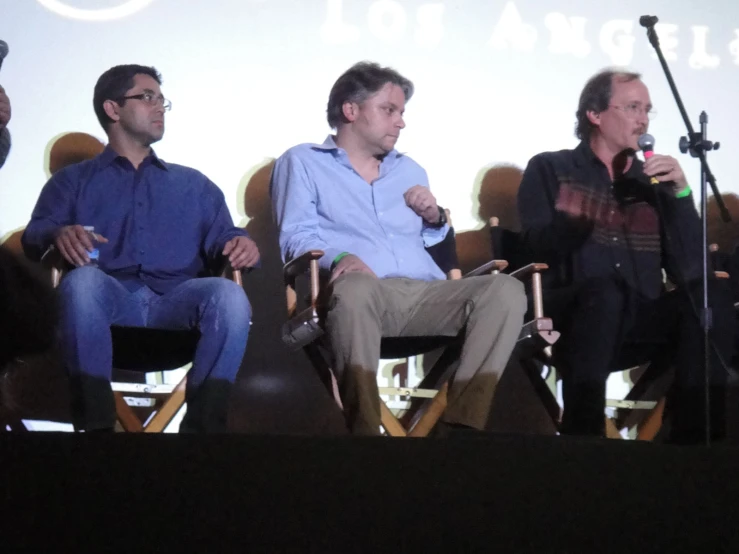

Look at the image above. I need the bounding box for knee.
[203,279,251,328]
[485,274,526,314]
[327,273,382,320]
[58,266,109,309]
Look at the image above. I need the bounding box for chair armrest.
[218,264,247,287]
[464,259,509,278]
[284,250,325,282]
[509,263,549,281]
[283,250,324,315]
[40,246,67,288]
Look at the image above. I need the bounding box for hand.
[643,154,689,195]
[0,85,10,130]
[329,254,376,284]
[54,225,108,267]
[555,183,605,224]
[403,185,440,224]
[222,236,260,270]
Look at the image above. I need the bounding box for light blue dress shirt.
[270,136,449,281]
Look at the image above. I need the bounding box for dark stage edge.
[2,433,738,553]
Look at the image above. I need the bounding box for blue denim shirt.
[270,136,449,281]
[22,146,248,294]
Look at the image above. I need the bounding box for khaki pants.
[325,273,526,435]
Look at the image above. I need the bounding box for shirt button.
[615,263,621,268]
[139,250,145,255]
[612,237,618,242]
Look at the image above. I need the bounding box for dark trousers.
[543,276,735,443]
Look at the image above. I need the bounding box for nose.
[396,115,405,129]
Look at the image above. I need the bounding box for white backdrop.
[1,0,738,240]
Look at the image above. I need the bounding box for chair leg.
[636,396,666,441]
[605,416,623,439]
[380,401,407,437]
[408,382,448,437]
[144,375,187,433]
[114,391,144,432]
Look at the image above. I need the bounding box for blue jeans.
[58,266,251,432]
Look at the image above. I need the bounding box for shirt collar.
[574,140,644,180]
[97,145,169,171]
[312,134,401,163]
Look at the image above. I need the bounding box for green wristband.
[331,252,350,270]
[675,185,691,199]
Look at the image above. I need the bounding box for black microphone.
[0,40,7,72]
[639,15,658,28]
[637,133,660,185]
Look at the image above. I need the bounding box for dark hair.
[575,68,642,141]
[93,64,162,130]
[326,61,414,129]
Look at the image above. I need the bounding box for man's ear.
[586,109,601,128]
[102,99,121,124]
[341,101,358,123]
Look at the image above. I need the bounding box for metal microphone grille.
[637,133,655,151]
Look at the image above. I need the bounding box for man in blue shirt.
[271,62,526,435]
[22,65,259,432]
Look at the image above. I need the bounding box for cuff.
[422,223,450,247]
[318,247,346,272]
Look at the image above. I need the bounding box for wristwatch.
[429,206,447,228]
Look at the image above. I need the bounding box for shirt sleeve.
[658,191,704,286]
[21,168,77,261]
[202,178,251,266]
[270,149,344,271]
[517,153,594,262]
[417,167,450,247]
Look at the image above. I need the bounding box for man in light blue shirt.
[271,61,526,435]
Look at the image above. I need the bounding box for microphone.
[637,133,660,185]
[639,15,659,28]
[0,40,7,72]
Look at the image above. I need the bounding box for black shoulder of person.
[0,245,58,371]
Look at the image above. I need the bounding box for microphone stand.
[641,15,730,446]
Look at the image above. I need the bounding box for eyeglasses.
[609,102,657,120]
[118,91,172,111]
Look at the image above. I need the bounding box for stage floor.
[2,433,738,553]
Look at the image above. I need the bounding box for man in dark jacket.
[517,68,734,443]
